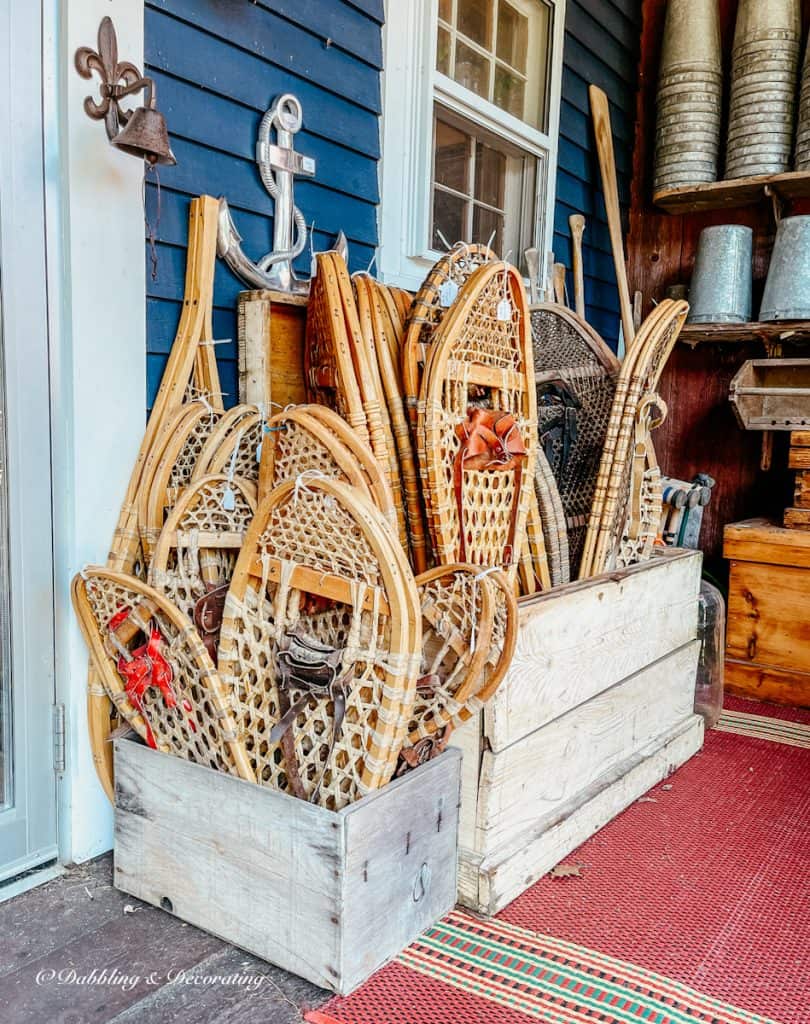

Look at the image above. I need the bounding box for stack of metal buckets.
[655,0,810,191]
[726,0,802,178]
[654,0,722,192]
[796,43,810,170]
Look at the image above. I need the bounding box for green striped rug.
[716,709,810,749]
[401,909,782,1024]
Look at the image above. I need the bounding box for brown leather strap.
[275,686,308,800]
[193,582,229,663]
[397,732,448,775]
[270,630,350,802]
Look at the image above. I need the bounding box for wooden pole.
[589,85,636,350]
[569,214,586,319]
[552,263,567,306]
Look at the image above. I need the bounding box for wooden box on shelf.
[237,289,308,409]
[724,518,810,707]
[451,549,704,917]
[114,738,461,995]
[785,431,810,530]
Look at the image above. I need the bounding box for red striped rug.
[311,705,809,1024]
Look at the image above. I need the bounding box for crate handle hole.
[161,896,174,914]
[412,862,431,903]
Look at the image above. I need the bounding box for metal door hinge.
[52,704,66,773]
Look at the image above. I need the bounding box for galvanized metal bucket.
[760,216,810,321]
[733,0,801,42]
[654,0,722,191]
[725,0,801,179]
[687,225,753,324]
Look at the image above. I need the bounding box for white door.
[0,0,58,881]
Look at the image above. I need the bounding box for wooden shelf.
[654,171,810,215]
[680,321,810,347]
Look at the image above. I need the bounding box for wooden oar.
[589,85,636,352]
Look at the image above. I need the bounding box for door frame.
[0,0,58,882]
[47,0,147,867]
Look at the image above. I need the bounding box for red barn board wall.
[627,0,810,567]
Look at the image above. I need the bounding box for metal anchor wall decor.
[217,93,347,294]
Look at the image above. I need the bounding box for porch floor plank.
[0,855,329,1024]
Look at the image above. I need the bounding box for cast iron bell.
[112,106,176,166]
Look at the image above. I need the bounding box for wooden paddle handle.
[552,263,567,307]
[524,247,541,304]
[588,85,635,349]
[569,214,586,319]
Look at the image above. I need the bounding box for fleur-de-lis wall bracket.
[75,16,175,165]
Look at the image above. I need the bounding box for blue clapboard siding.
[143,0,384,408]
[554,0,642,349]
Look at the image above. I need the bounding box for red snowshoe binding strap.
[453,408,527,567]
[107,607,176,749]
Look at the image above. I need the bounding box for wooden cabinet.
[724,518,810,707]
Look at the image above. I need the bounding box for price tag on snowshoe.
[439,279,459,307]
[496,298,512,322]
[221,485,236,512]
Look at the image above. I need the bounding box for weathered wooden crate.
[114,739,461,995]
[724,518,810,706]
[451,549,704,916]
[237,289,308,409]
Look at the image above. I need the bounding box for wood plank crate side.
[485,551,701,751]
[237,291,308,409]
[458,715,704,915]
[793,472,810,509]
[238,295,272,408]
[724,518,810,571]
[725,660,810,707]
[113,740,461,995]
[789,449,810,471]
[114,742,344,989]
[115,818,343,988]
[472,640,699,853]
[449,714,485,852]
[783,508,810,530]
[726,560,810,674]
[340,749,461,993]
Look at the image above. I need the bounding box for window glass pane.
[458,0,493,48]
[433,189,469,249]
[473,204,504,253]
[437,26,452,77]
[436,0,552,131]
[432,105,540,265]
[454,41,490,100]
[435,120,471,193]
[494,65,526,120]
[474,143,506,209]
[497,2,528,72]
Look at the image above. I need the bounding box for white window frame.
[378,0,566,290]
